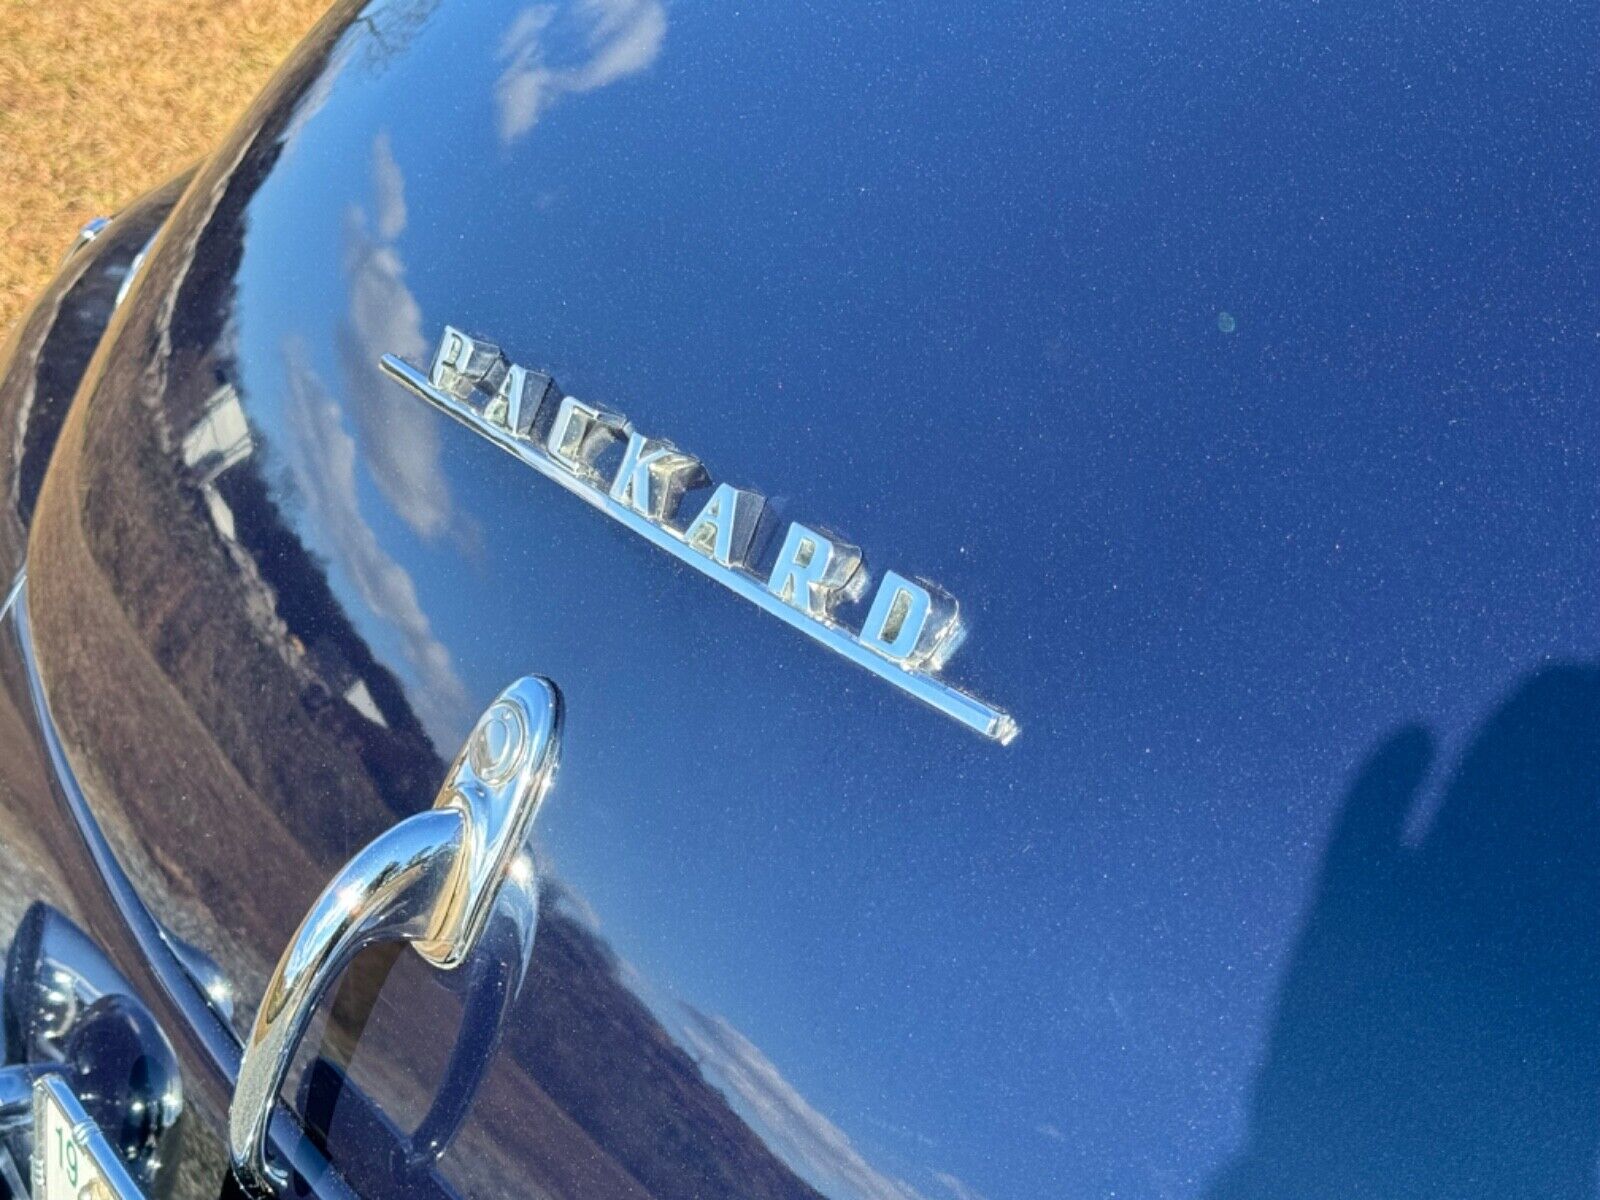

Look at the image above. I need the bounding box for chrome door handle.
[229,677,562,1193]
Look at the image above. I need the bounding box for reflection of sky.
[227,2,1599,1198]
[494,0,666,144]
[337,130,458,545]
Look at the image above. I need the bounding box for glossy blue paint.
[8,1,1599,1198]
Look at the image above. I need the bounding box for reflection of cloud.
[371,131,408,240]
[548,882,605,933]
[494,0,667,143]
[284,339,470,744]
[679,1007,925,1200]
[339,132,461,544]
[931,1173,988,1200]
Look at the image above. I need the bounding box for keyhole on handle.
[469,702,527,785]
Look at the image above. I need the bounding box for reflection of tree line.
[33,0,451,842]
[210,457,446,817]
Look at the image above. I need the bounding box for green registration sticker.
[31,1075,141,1200]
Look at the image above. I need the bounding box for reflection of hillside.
[28,332,410,1022]
[210,431,445,818]
[316,888,830,1200]
[87,355,439,849]
[511,897,828,1200]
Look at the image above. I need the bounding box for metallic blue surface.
[5,1,1599,1198]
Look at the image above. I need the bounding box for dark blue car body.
[0,1,1595,1197]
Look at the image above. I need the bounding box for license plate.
[31,1074,144,1200]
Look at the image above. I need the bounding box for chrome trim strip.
[59,216,112,267]
[381,354,1018,744]
[0,571,24,624]
[9,574,243,1072]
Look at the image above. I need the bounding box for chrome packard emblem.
[381,330,1017,743]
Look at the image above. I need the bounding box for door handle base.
[229,676,562,1193]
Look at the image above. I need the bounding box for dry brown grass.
[0,0,331,334]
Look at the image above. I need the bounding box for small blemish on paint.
[1217,311,1237,334]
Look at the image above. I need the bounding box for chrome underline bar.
[380,355,1016,743]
